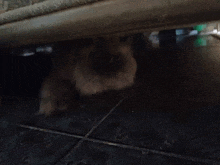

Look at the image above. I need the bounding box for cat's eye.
[109,55,120,63]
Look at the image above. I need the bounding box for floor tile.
[0,121,79,165]
[0,95,121,136]
[90,100,220,161]
[56,140,213,165]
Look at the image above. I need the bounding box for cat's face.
[77,37,135,76]
[88,39,128,76]
[74,37,137,95]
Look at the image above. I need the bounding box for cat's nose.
[110,57,114,63]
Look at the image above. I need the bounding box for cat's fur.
[39,37,137,116]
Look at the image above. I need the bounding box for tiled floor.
[1,34,220,165]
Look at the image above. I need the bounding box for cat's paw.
[38,98,55,116]
[38,97,69,116]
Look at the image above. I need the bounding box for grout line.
[18,124,85,139]
[17,123,217,164]
[57,98,126,163]
[83,98,125,138]
[83,138,217,164]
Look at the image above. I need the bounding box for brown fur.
[39,37,137,116]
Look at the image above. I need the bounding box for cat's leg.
[38,74,77,116]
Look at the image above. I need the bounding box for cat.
[38,36,137,116]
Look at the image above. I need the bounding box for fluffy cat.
[38,37,137,116]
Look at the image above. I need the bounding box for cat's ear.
[92,35,133,45]
[107,36,121,43]
[93,36,121,46]
[97,36,121,44]
[120,35,134,46]
[93,37,104,44]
